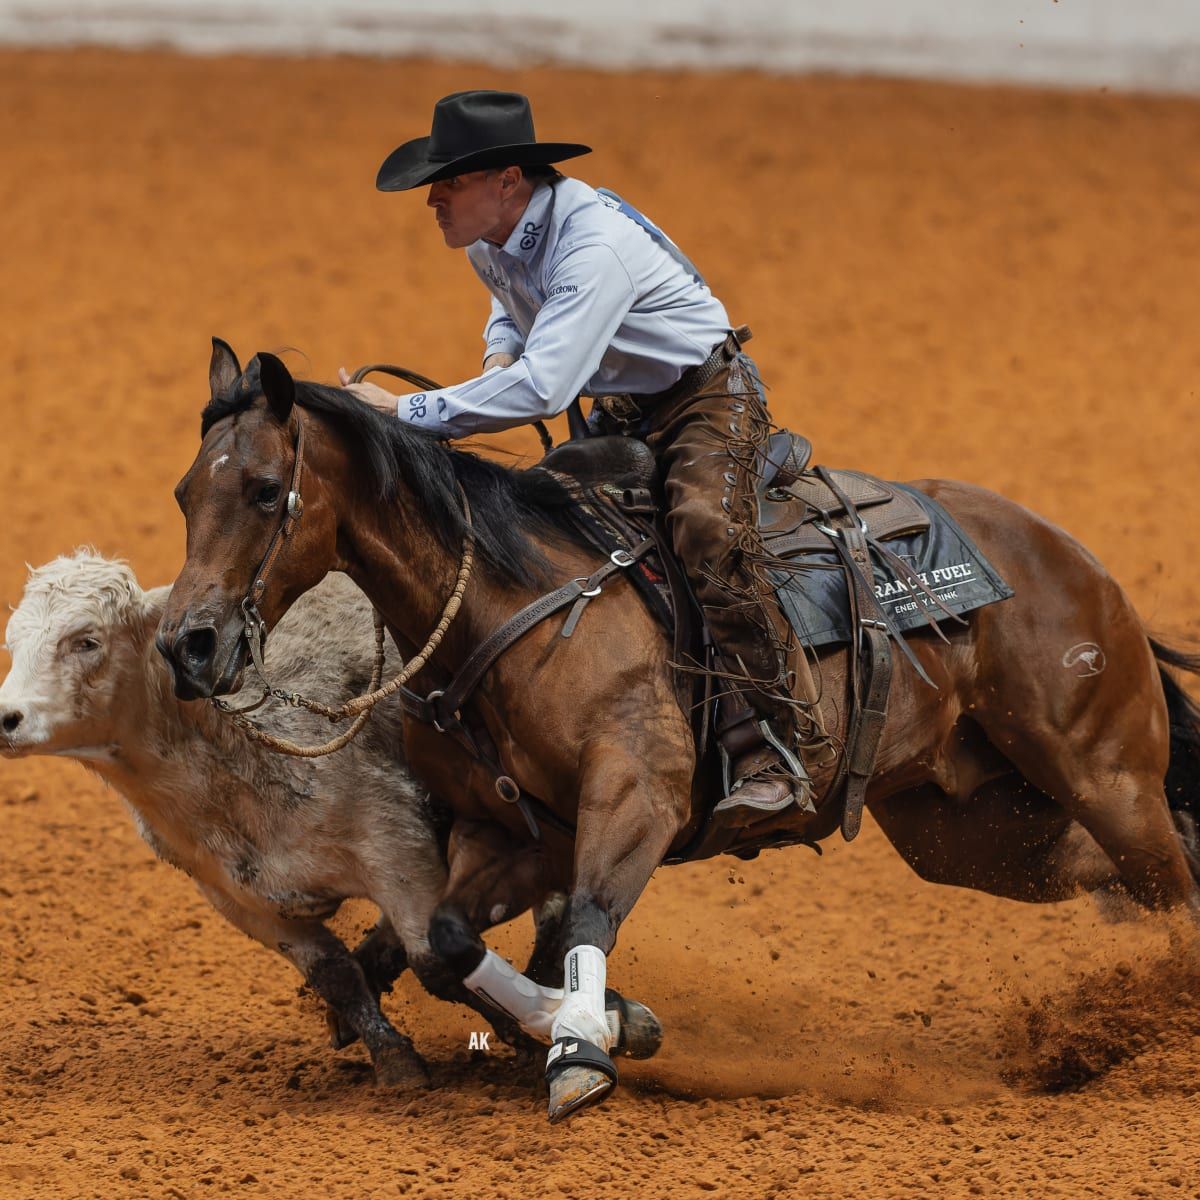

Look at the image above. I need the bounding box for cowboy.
[341,89,813,814]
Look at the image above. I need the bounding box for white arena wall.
[1,0,1199,93]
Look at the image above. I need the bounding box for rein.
[352,363,556,453]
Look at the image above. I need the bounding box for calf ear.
[257,352,295,424]
[209,337,242,400]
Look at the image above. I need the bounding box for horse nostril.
[178,627,217,671]
[1,710,23,735]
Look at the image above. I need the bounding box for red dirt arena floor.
[2,48,1200,1199]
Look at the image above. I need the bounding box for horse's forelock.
[6,551,146,650]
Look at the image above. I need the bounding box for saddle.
[353,368,983,860]
[536,430,928,556]
[532,430,938,856]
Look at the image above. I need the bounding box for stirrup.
[756,718,809,781]
[715,720,816,815]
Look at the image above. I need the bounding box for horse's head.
[157,340,339,700]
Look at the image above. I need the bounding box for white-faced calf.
[0,552,536,1086]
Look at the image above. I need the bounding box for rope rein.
[216,513,474,758]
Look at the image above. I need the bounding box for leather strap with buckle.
[416,540,654,737]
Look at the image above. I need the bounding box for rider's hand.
[483,352,516,372]
[337,367,398,416]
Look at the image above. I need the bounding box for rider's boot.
[712,693,816,818]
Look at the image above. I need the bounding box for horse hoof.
[547,1065,615,1123]
[607,993,663,1061]
[372,1042,432,1091]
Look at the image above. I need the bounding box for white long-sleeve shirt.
[396,178,731,437]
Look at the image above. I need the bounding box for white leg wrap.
[550,945,612,1050]
[463,950,563,1040]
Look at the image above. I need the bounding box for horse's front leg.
[426,819,666,1066]
[545,738,692,1123]
[424,819,573,1061]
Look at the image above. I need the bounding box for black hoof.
[605,989,664,1060]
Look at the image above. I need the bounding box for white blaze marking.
[210,454,230,475]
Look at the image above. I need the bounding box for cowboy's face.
[426,168,519,249]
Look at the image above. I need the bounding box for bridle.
[236,416,308,689]
[210,398,476,759]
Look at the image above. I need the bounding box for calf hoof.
[371,1040,432,1091]
[545,1038,618,1124]
[605,990,663,1061]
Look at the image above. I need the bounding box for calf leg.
[197,884,429,1089]
[304,944,429,1089]
[354,916,410,993]
[327,917,410,1051]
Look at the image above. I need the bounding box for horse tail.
[1149,637,1200,875]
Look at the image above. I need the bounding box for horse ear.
[257,352,295,423]
[209,337,242,400]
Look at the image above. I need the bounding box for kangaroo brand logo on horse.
[519,219,544,251]
[1062,642,1106,677]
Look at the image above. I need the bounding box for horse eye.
[256,483,282,508]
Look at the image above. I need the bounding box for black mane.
[200,365,581,589]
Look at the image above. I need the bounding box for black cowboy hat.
[376,90,591,192]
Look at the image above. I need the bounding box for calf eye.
[72,636,101,654]
[255,483,282,509]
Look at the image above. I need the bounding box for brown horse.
[159,343,1200,1122]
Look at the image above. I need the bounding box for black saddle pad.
[772,484,1013,648]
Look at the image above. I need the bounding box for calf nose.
[1,709,23,735]
[173,625,218,676]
